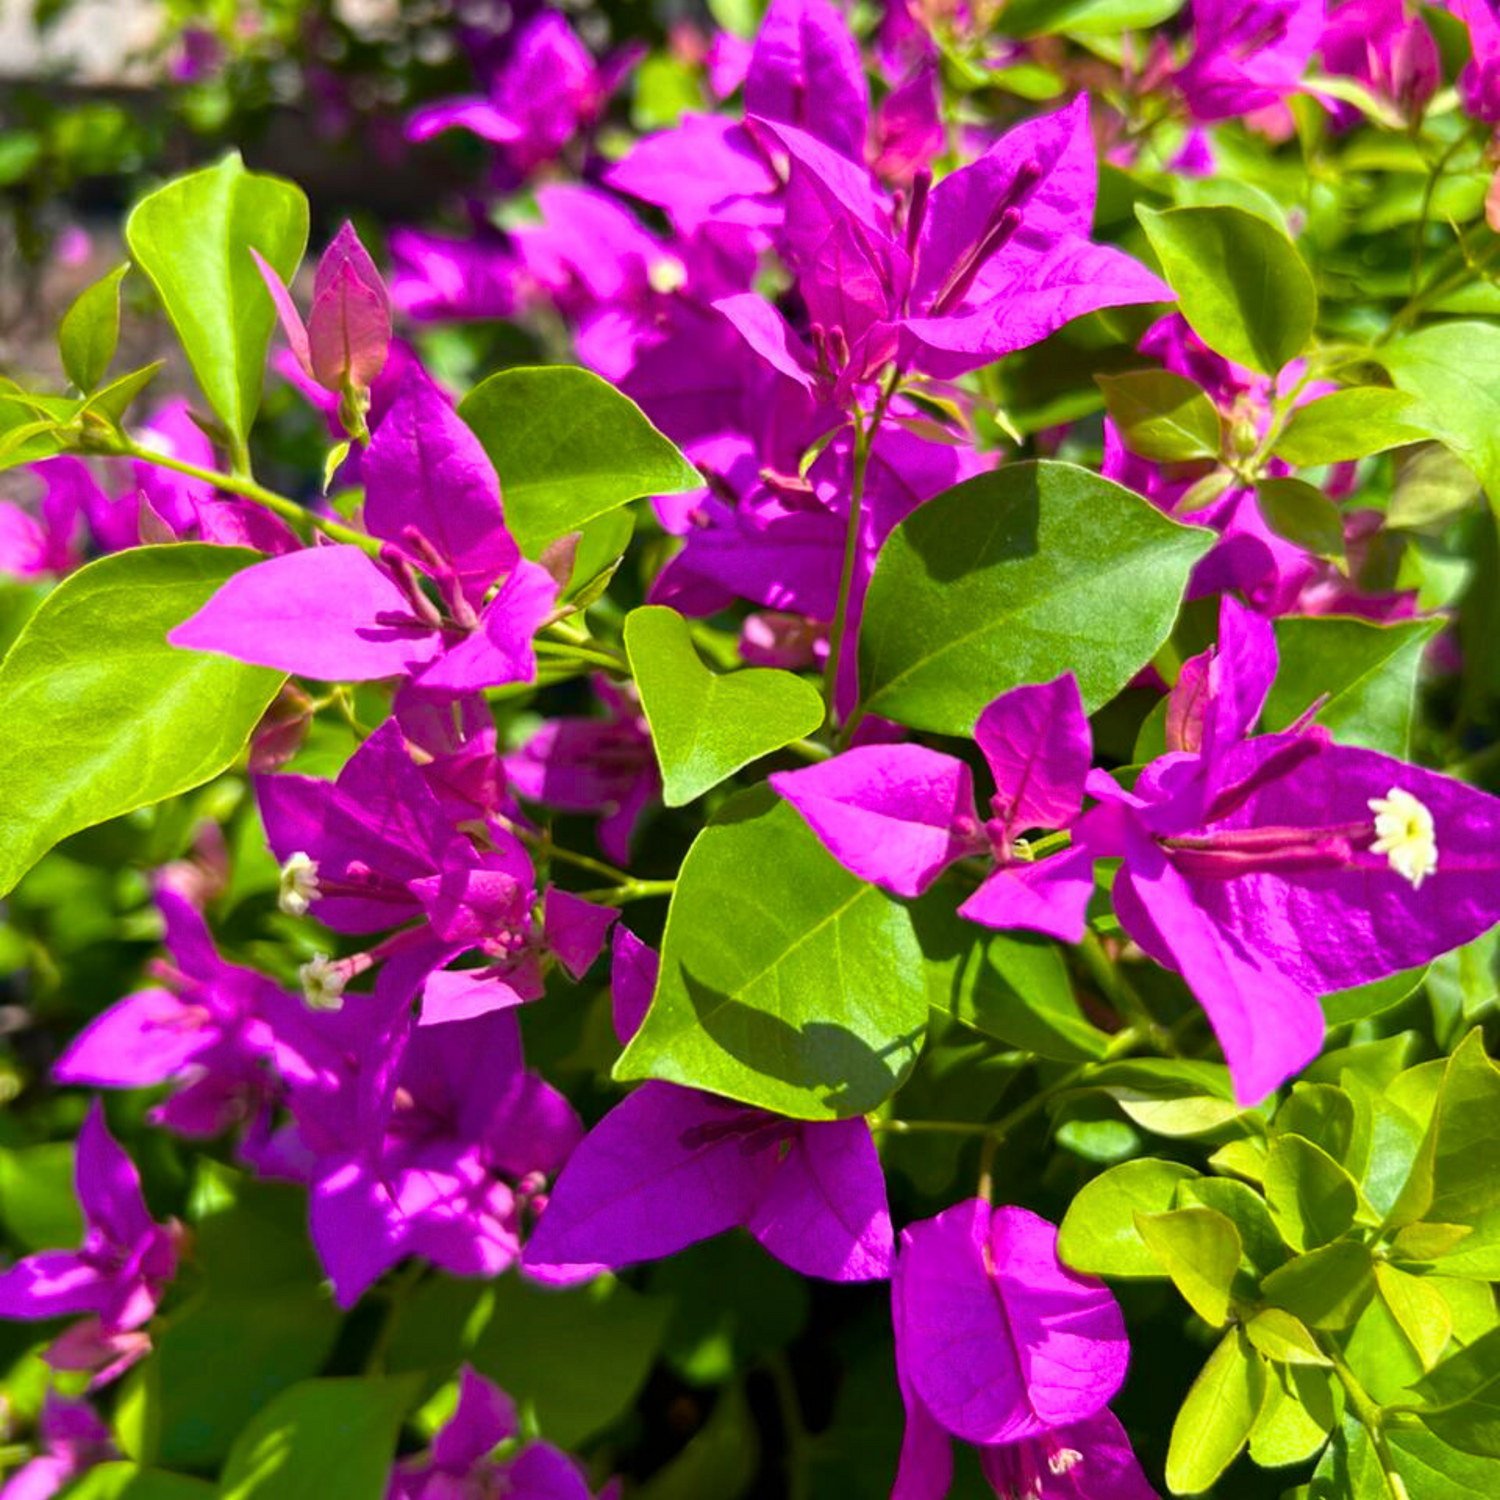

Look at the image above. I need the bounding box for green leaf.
[125,153,307,453]
[1273,387,1431,466]
[1260,615,1441,758]
[615,787,927,1119]
[636,1382,759,1500]
[624,605,824,806]
[1244,1308,1332,1366]
[57,1464,215,1499]
[1096,369,1221,461]
[1276,1085,1356,1163]
[1137,204,1317,375]
[387,1274,669,1448]
[1376,1261,1452,1371]
[149,1175,341,1468]
[1412,1326,1500,1458]
[1322,967,1428,1028]
[457,366,701,557]
[1264,1135,1360,1251]
[218,1376,418,1500]
[1176,1176,1290,1278]
[1085,1058,1253,1138]
[912,891,1107,1061]
[1388,1030,1500,1274]
[1261,1240,1376,1330]
[58,263,128,393]
[1135,1206,1242,1325]
[858,461,1212,734]
[1249,1363,1337,1468]
[1364,1418,1500,1500]
[1389,443,1481,530]
[1377,322,1500,509]
[0,546,285,897]
[998,0,1185,33]
[0,1141,83,1249]
[1057,1158,1200,1276]
[1166,1328,1269,1494]
[1255,477,1346,564]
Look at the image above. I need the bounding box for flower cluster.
[6,0,1500,1495]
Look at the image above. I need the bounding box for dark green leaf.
[125,154,307,452]
[0,546,285,896]
[1137,204,1316,375]
[387,1274,669,1447]
[457,366,700,557]
[1412,1326,1500,1457]
[217,1376,418,1500]
[616,788,927,1118]
[1255,477,1345,564]
[1096,369,1221,462]
[912,890,1107,1061]
[58,1464,215,1499]
[859,461,1212,734]
[1261,615,1441,758]
[0,1142,83,1250]
[58,263,128,393]
[625,605,824,806]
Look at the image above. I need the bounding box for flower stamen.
[1369,786,1437,889]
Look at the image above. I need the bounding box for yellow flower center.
[1368,787,1437,890]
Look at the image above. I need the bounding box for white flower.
[278,852,321,917]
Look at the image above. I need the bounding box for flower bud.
[307,222,393,393]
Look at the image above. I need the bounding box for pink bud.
[252,221,391,395]
[307,221,393,392]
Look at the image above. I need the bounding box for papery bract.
[893,1200,1129,1446]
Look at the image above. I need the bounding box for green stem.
[784,737,833,763]
[534,637,628,673]
[1079,930,1167,1046]
[766,1352,812,1500]
[516,829,635,886]
[574,879,675,904]
[364,1259,425,1375]
[824,371,900,726]
[1325,1342,1410,1500]
[118,437,376,552]
[1410,133,1469,300]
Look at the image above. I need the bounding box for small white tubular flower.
[1369,787,1438,890]
[1048,1449,1084,1477]
[299,953,346,1012]
[278,851,321,917]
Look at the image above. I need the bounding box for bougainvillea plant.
[6,0,1500,1496]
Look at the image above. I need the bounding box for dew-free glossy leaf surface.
[218,1376,418,1500]
[0,546,285,896]
[859,461,1212,734]
[615,788,927,1119]
[1166,1328,1267,1494]
[1057,1158,1200,1277]
[626,605,824,806]
[386,1273,669,1448]
[59,263,128,393]
[1138,203,1316,375]
[126,154,307,449]
[1261,615,1441,757]
[1378,321,1500,508]
[458,365,701,556]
